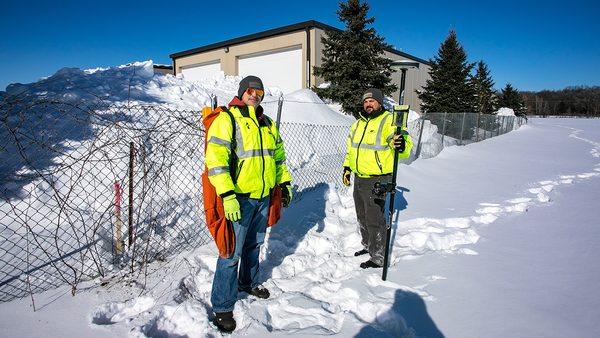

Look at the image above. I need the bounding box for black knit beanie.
[237,75,264,98]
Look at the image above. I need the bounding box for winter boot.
[239,285,270,299]
[354,249,369,256]
[360,260,383,269]
[213,311,236,332]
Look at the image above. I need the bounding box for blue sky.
[1,0,598,92]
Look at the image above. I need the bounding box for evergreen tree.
[313,0,396,116]
[418,30,476,113]
[498,83,527,116]
[471,60,497,114]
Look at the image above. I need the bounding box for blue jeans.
[211,195,270,313]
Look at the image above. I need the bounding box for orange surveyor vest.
[201,106,282,258]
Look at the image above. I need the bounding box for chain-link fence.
[413,112,527,159]
[0,99,213,302]
[1,96,526,303]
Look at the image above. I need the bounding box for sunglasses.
[245,87,264,97]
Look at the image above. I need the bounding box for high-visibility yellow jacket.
[205,99,292,199]
[343,109,412,178]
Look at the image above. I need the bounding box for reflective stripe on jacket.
[343,109,412,178]
[205,102,292,199]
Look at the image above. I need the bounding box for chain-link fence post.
[496,117,502,136]
[113,181,124,258]
[441,112,447,145]
[476,112,481,142]
[211,94,217,109]
[128,141,135,248]
[415,112,426,159]
[459,112,466,145]
[276,94,283,129]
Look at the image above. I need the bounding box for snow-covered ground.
[2,61,596,337]
[1,116,598,337]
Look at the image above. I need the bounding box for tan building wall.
[311,27,326,88]
[153,66,174,76]
[173,25,430,113]
[174,30,310,86]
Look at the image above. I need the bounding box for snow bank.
[262,89,354,126]
[496,107,516,116]
[91,296,155,325]
[3,61,214,109]
[139,302,211,337]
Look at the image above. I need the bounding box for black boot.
[360,260,383,269]
[213,311,236,332]
[239,285,270,299]
[354,249,369,256]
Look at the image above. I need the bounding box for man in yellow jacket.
[205,76,293,332]
[343,88,412,269]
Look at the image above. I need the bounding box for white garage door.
[238,46,303,94]
[181,61,222,81]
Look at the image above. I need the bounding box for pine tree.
[471,60,496,114]
[313,0,396,116]
[418,30,476,113]
[498,83,527,116]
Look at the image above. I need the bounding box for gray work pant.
[353,174,391,266]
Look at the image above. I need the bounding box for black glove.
[392,134,406,152]
[281,183,292,207]
[343,167,352,186]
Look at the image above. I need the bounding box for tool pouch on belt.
[202,170,235,258]
[268,185,282,226]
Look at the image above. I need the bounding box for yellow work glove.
[222,194,241,222]
[390,134,406,152]
[343,167,352,186]
[281,183,293,207]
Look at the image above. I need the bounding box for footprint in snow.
[578,172,600,178]
[471,213,498,225]
[506,197,532,204]
[475,206,503,214]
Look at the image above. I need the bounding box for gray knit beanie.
[238,75,264,98]
[362,88,384,105]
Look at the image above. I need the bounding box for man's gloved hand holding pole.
[391,134,406,152]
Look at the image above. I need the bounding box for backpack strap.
[263,115,273,127]
[219,106,239,184]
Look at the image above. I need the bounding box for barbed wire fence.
[0,94,526,304]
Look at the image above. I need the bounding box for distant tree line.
[521,86,600,117]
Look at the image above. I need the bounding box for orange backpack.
[201,106,282,258]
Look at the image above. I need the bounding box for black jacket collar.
[359,107,386,121]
